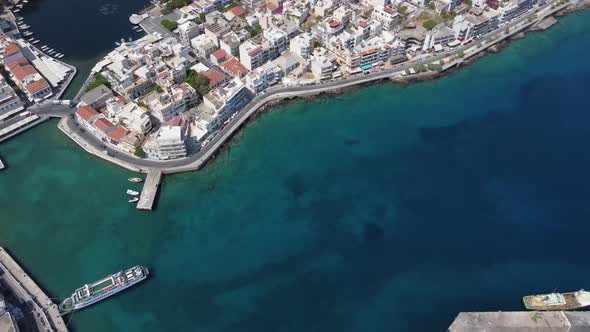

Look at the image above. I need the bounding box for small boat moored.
[128,177,143,183]
[523,289,590,311]
[128,197,139,203]
[126,189,139,196]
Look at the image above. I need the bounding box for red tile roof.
[229,6,246,16]
[7,57,29,70]
[361,48,378,56]
[329,20,341,28]
[359,21,368,28]
[222,58,248,78]
[167,115,183,127]
[94,118,114,132]
[3,42,20,57]
[211,48,228,61]
[107,125,129,142]
[266,2,278,11]
[25,79,49,94]
[11,64,38,81]
[384,6,395,14]
[203,69,226,87]
[77,105,99,121]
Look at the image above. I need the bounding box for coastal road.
[54,0,564,173]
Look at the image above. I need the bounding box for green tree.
[458,51,465,58]
[134,147,146,158]
[161,0,191,14]
[422,19,438,30]
[161,19,178,31]
[247,25,263,37]
[398,5,408,14]
[223,1,239,11]
[85,72,109,92]
[184,69,210,96]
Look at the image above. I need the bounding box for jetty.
[448,311,590,331]
[0,247,68,332]
[136,169,162,210]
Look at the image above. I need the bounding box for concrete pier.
[0,247,68,332]
[448,311,590,331]
[136,169,162,210]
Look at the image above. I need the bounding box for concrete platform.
[448,311,590,331]
[137,169,162,210]
[0,247,68,332]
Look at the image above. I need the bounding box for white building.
[0,76,24,119]
[178,21,201,47]
[289,32,315,60]
[144,125,187,160]
[310,48,337,80]
[372,6,399,31]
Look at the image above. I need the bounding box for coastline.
[52,0,588,176]
[205,3,589,165]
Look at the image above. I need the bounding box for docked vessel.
[59,265,148,313]
[128,177,143,183]
[523,289,590,310]
[128,197,139,203]
[126,189,139,196]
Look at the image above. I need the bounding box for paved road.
[0,111,30,131]
[46,0,564,173]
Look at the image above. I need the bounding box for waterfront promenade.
[0,247,67,332]
[51,0,574,176]
[448,311,590,330]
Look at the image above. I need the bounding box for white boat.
[40,45,48,50]
[57,54,64,59]
[28,37,34,41]
[128,197,139,203]
[32,40,39,44]
[128,177,143,183]
[126,189,139,196]
[13,9,20,12]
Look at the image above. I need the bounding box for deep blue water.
[0,5,589,332]
[19,0,148,97]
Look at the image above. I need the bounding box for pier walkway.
[136,169,162,210]
[448,311,590,331]
[0,247,67,332]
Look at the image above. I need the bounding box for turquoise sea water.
[1,6,590,332]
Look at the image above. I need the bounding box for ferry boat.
[59,266,149,313]
[128,177,143,183]
[126,189,139,196]
[523,289,590,310]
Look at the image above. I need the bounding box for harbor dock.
[136,169,162,210]
[0,247,68,332]
[448,311,590,331]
